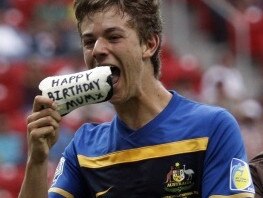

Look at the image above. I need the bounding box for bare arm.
[19,96,62,198]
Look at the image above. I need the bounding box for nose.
[92,38,108,63]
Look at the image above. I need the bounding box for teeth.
[39,66,113,116]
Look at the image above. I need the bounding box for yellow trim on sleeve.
[78,137,208,168]
[49,187,74,198]
[96,187,112,197]
[209,192,254,198]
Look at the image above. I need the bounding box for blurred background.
[0,0,263,197]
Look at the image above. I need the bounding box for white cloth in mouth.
[39,66,113,116]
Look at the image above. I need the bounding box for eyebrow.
[81,27,126,39]
[104,27,125,34]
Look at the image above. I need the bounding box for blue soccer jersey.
[49,91,255,198]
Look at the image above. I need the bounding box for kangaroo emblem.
[165,166,174,183]
[183,165,194,180]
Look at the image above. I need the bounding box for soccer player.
[250,152,263,198]
[19,0,255,197]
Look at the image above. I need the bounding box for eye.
[108,35,122,42]
[82,39,96,49]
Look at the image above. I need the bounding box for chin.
[109,96,121,105]
[109,92,129,106]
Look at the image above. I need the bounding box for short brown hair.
[74,0,163,78]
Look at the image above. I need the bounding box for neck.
[114,81,172,130]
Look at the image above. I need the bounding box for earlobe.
[142,34,160,58]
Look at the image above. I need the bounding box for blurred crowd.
[0,0,263,197]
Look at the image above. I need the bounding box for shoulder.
[65,121,113,156]
[74,122,111,142]
[177,93,236,124]
[169,91,239,135]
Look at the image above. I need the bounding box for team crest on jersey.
[164,162,197,195]
[230,158,255,193]
[51,157,65,186]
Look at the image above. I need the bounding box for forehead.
[80,6,132,34]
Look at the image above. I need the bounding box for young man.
[19,0,255,197]
[250,152,263,198]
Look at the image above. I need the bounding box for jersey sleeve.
[202,110,255,198]
[48,139,91,198]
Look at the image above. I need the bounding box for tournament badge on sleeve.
[230,158,255,193]
[39,66,113,116]
[51,157,65,187]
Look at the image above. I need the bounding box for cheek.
[83,50,93,67]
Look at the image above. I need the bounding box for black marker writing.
[86,72,92,81]
[47,79,101,101]
[51,74,84,87]
[66,94,103,110]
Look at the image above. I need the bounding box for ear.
[142,34,160,59]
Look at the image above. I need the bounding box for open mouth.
[110,66,120,85]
